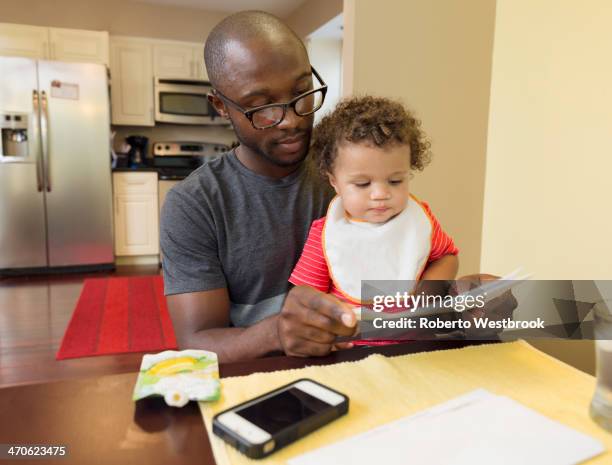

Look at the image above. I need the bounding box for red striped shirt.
[289,200,458,304]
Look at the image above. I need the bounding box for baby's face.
[329,142,411,223]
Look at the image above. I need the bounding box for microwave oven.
[154,78,228,125]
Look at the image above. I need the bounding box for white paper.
[289,389,605,465]
[50,81,79,100]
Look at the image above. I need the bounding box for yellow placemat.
[199,341,611,465]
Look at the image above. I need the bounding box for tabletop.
[0,340,486,465]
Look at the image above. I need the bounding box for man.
[161,11,515,363]
[161,11,357,363]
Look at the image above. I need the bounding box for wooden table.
[0,340,484,465]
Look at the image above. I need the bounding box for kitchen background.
[0,0,344,269]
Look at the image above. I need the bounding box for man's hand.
[450,273,518,339]
[278,286,358,357]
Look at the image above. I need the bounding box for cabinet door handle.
[115,196,119,216]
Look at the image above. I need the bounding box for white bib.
[322,195,432,303]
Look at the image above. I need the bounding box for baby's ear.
[327,173,340,194]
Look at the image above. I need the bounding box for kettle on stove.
[125,135,149,167]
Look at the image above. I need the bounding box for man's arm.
[451,273,519,339]
[168,286,358,363]
[168,288,281,363]
[420,254,459,281]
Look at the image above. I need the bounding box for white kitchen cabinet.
[113,172,159,256]
[49,28,109,66]
[110,37,154,126]
[0,23,49,59]
[153,42,194,78]
[0,23,109,65]
[192,44,207,80]
[153,40,207,80]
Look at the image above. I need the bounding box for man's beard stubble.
[231,119,312,168]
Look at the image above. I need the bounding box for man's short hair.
[204,10,307,90]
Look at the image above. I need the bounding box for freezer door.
[37,61,113,267]
[0,163,48,269]
[0,57,47,269]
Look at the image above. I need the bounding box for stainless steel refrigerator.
[0,57,113,272]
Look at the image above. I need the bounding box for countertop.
[112,166,159,173]
[112,166,189,180]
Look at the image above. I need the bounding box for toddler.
[289,96,459,343]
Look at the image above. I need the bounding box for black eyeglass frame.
[210,66,328,130]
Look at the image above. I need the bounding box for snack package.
[132,350,220,407]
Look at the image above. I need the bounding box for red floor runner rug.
[57,276,177,360]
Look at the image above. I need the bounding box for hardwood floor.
[0,266,161,388]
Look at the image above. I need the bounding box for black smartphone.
[212,378,349,459]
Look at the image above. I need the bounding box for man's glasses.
[211,66,327,130]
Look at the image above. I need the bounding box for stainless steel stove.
[152,141,229,180]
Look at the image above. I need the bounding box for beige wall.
[481,0,612,280]
[341,0,354,96]
[285,0,343,38]
[478,0,612,374]
[0,0,227,42]
[343,0,497,276]
[307,38,343,123]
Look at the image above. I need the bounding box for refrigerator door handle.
[40,90,51,193]
[32,90,43,192]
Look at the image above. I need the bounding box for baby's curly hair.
[312,96,432,176]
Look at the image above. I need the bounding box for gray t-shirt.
[160,150,334,327]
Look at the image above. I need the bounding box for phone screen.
[235,387,331,434]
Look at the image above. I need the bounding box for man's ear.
[208,94,230,119]
[328,173,340,194]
